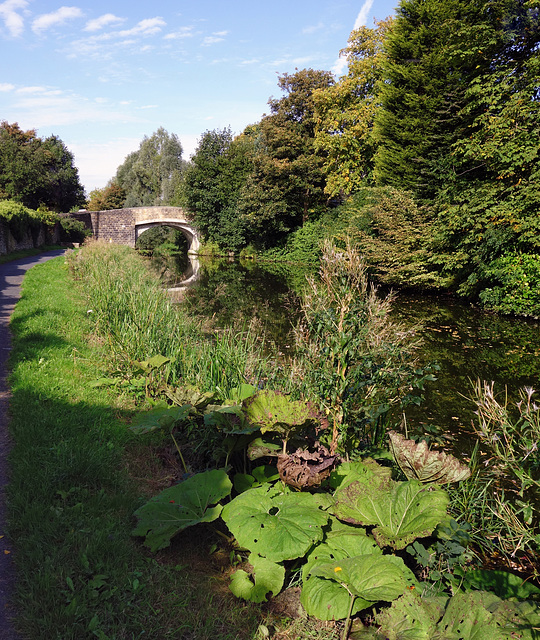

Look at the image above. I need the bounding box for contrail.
[332,0,376,75]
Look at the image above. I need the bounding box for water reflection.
[157,256,540,448]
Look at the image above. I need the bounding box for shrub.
[479,253,540,317]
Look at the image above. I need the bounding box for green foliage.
[58,214,91,243]
[229,554,285,603]
[183,127,252,252]
[221,483,329,563]
[369,590,540,640]
[0,199,59,241]
[237,69,334,248]
[0,121,85,211]
[243,390,317,451]
[115,127,184,207]
[478,253,540,317]
[313,18,392,197]
[86,180,126,211]
[132,469,232,551]
[334,476,449,550]
[292,239,429,453]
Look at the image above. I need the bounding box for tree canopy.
[0,121,85,212]
[115,127,185,207]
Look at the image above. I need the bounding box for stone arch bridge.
[72,206,200,254]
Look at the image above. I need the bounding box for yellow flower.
[334,566,342,573]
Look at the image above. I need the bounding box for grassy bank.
[6,255,277,639]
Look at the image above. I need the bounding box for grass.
[6,255,304,639]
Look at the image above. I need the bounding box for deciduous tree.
[115,127,184,207]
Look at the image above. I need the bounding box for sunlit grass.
[6,255,274,639]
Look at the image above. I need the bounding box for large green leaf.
[389,431,471,484]
[301,573,371,621]
[334,478,449,549]
[372,591,540,640]
[130,403,191,435]
[243,390,316,438]
[328,460,392,491]
[221,484,329,562]
[311,554,416,603]
[132,469,232,551]
[372,590,445,640]
[300,519,382,620]
[229,553,285,603]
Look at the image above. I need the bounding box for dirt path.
[0,251,65,640]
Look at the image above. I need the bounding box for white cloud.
[0,0,28,37]
[32,6,84,36]
[117,17,166,38]
[0,82,15,91]
[84,13,125,33]
[202,35,224,46]
[332,0,375,76]
[302,22,324,35]
[68,137,144,192]
[164,26,194,40]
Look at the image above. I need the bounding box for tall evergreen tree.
[373,0,512,199]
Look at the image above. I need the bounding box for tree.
[87,180,126,211]
[313,18,393,198]
[373,0,511,199]
[0,121,84,211]
[115,127,184,207]
[237,68,335,246]
[182,127,253,251]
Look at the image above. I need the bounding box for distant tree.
[182,127,253,251]
[115,127,184,207]
[87,180,126,211]
[0,121,84,211]
[313,18,393,198]
[237,68,335,247]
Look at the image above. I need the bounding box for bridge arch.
[135,219,200,253]
[71,206,200,254]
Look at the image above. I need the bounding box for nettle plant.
[129,383,540,638]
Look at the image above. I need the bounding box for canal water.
[163,254,540,453]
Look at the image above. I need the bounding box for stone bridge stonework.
[72,206,200,253]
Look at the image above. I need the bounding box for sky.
[0,0,398,195]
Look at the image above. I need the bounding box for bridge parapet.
[71,206,199,253]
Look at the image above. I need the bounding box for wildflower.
[334,566,342,573]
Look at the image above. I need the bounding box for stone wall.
[71,207,197,250]
[0,221,60,256]
[71,209,136,245]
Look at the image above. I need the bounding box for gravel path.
[0,251,65,640]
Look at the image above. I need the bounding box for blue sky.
[0,0,397,194]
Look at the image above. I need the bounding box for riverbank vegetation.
[8,242,538,638]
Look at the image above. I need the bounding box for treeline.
[90,0,539,316]
[3,0,539,316]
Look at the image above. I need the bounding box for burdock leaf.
[222,484,329,562]
[132,469,232,551]
[334,479,449,549]
[130,404,191,434]
[243,390,316,437]
[389,431,471,484]
[229,554,285,603]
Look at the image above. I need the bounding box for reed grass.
[68,241,271,399]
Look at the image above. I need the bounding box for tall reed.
[68,241,269,398]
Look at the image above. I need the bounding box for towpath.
[0,251,65,640]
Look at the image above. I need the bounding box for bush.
[0,199,55,241]
[479,253,540,317]
[58,214,91,243]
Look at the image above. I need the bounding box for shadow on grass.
[7,384,266,640]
